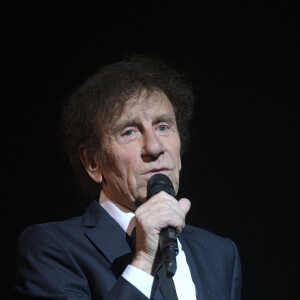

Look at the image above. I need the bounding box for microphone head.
[147,174,175,199]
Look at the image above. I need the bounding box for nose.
[141,128,165,159]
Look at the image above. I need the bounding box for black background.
[2,1,298,299]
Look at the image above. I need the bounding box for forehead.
[119,90,175,121]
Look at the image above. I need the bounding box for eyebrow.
[112,113,176,134]
[152,114,176,126]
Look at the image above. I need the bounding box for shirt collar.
[99,190,136,235]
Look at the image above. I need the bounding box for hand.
[131,191,191,275]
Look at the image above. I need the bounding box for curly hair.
[60,55,194,198]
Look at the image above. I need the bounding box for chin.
[134,199,143,207]
[133,190,148,207]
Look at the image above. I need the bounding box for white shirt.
[100,192,197,300]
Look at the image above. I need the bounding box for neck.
[99,190,134,213]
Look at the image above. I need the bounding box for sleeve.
[227,239,242,300]
[105,276,152,300]
[122,264,159,298]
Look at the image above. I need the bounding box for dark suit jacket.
[15,200,242,299]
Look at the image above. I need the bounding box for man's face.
[99,90,181,211]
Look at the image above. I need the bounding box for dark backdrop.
[3,2,298,299]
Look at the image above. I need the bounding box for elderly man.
[15,56,242,299]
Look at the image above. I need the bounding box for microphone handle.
[160,226,179,278]
[146,174,178,277]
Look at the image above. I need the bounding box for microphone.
[147,173,179,278]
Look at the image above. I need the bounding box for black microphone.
[147,173,179,278]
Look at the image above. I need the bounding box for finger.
[178,198,191,215]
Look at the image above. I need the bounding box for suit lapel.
[178,226,213,299]
[82,200,133,277]
[82,201,165,299]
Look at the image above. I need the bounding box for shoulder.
[180,224,239,257]
[17,216,83,251]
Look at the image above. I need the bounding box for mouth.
[143,168,171,178]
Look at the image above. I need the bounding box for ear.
[78,145,103,184]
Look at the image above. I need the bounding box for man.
[15,56,242,299]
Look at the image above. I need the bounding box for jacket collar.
[82,200,133,268]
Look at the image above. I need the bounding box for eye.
[157,124,168,131]
[120,127,139,141]
[123,129,134,136]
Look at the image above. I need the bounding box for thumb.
[178,198,191,215]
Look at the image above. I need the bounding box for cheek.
[178,156,182,172]
[174,137,182,169]
[178,144,182,170]
[112,147,140,178]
